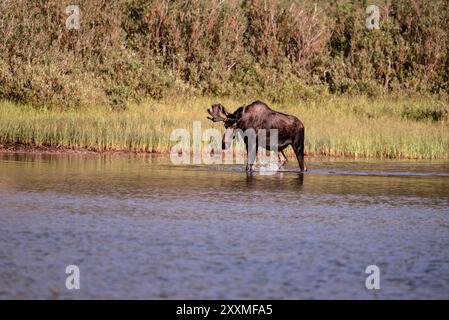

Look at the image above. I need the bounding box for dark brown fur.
[207,101,307,172]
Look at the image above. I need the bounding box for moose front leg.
[277,150,288,169]
[244,138,257,173]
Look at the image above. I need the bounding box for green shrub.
[0,0,447,108]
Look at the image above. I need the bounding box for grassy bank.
[0,96,448,159]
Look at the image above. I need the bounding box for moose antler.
[207,104,231,122]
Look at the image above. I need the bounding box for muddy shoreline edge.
[1,143,444,160]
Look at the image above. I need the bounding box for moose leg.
[245,138,257,173]
[293,127,307,172]
[277,150,288,169]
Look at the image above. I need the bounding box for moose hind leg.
[293,128,307,172]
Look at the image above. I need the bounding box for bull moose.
[207,100,307,172]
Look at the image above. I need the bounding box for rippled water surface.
[0,153,448,299]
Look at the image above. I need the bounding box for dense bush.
[0,0,448,108]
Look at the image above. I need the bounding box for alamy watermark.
[366,4,380,30]
[365,265,381,290]
[65,264,80,290]
[63,4,379,32]
[62,263,381,291]
[170,121,281,174]
[65,5,81,30]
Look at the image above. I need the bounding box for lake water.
[0,152,448,299]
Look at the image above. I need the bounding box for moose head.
[207,104,239,129]
[207,103,240,151]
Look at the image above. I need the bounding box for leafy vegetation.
[0,0,448,108]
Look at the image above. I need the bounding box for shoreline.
[1,143,446,160]
[0,143,165,156]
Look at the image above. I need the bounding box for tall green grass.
[0,96,448,159]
